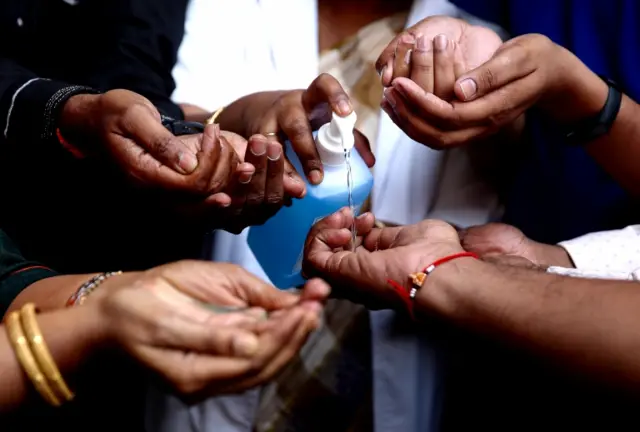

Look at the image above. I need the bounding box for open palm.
[304,208,463,309]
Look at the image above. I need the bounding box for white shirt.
[549,225,640,280]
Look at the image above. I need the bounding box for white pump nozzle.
[316,111,357,165]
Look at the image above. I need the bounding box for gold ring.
[264,132,278,137]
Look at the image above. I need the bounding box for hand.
[175,134,293,234]
[60,90,241,196]
[223,74,375,186]
[303,208,463,309]
[90,260,330,398]
[376,16,502,89]
[459,223,574,268]
[375,16,503,148]
[380,34,607,149]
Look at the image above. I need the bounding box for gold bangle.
[21,303,75,403]
[205,106,225,125]
[5,310,61,406]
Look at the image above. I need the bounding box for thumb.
[454,41,533,102]
[126,105,200,174]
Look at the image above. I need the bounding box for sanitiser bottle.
[247,112,373,289]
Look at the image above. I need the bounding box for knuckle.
[315,72,332,85]
[478,68,497,91]
[529,33,552,49]
[246,192,266,207]
[265,192,284,205]
[448,106,464,128]
[125,102,148,118]
[152,136,175,158]
[432,132,451,149]
[412,62,433,75]
[282,117,310,141]
[172,372,199,395]
[248,356,267,375]
[191,175,212,194]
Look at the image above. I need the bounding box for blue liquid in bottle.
[248,112,373,289]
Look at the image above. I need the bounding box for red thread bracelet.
[56,128,86,159]
[387,251,479,319]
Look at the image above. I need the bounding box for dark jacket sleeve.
[0,230,57,316]
[0,58,97,146]
[82,0,190,120]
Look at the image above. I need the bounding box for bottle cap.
[316,111,357,165]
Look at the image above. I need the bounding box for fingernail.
[458,78,477,100]
[250,137,267,156]
[400,33,415,44]
[239,173,253,184]
[177,151,198,174]
[416,35,429,52]
[337,99,352,116]
[267,142,282,161]
[404,49,412,65]
[309,169,323,185]
[205,122,220,138]
[434,34,448,52]
[232,334,259,357]
[383,88,397,109]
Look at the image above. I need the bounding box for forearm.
[420,259,640,388]
[0,58,99,148]
[543,49,640,195]
[0,305,105,412]
[6,274,95,315]
[585,94,640,195]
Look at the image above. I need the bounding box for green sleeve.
[0,230,57,315]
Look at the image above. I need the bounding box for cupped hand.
[303,207,463,309]
[228,73,375,186]
[174,133,298,234]
[375,16,506,148]
[376,16,502,89]
[459,223,574,268]
[379,33,597,149]
[91,260,330,399]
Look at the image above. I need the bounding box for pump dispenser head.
[316,111,357,165]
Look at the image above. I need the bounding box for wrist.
[414,257,485,318]
[541,47,608,124]
[532,243,575,268]
[59,93,101,139]
[71,301,112,353]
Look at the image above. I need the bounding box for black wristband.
[564,75,622,145]
[160,115,205,136]
[46,85,101,140]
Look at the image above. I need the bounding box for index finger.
[302,73,353,117]
[216,263,301,311]
[377,33,406,86]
